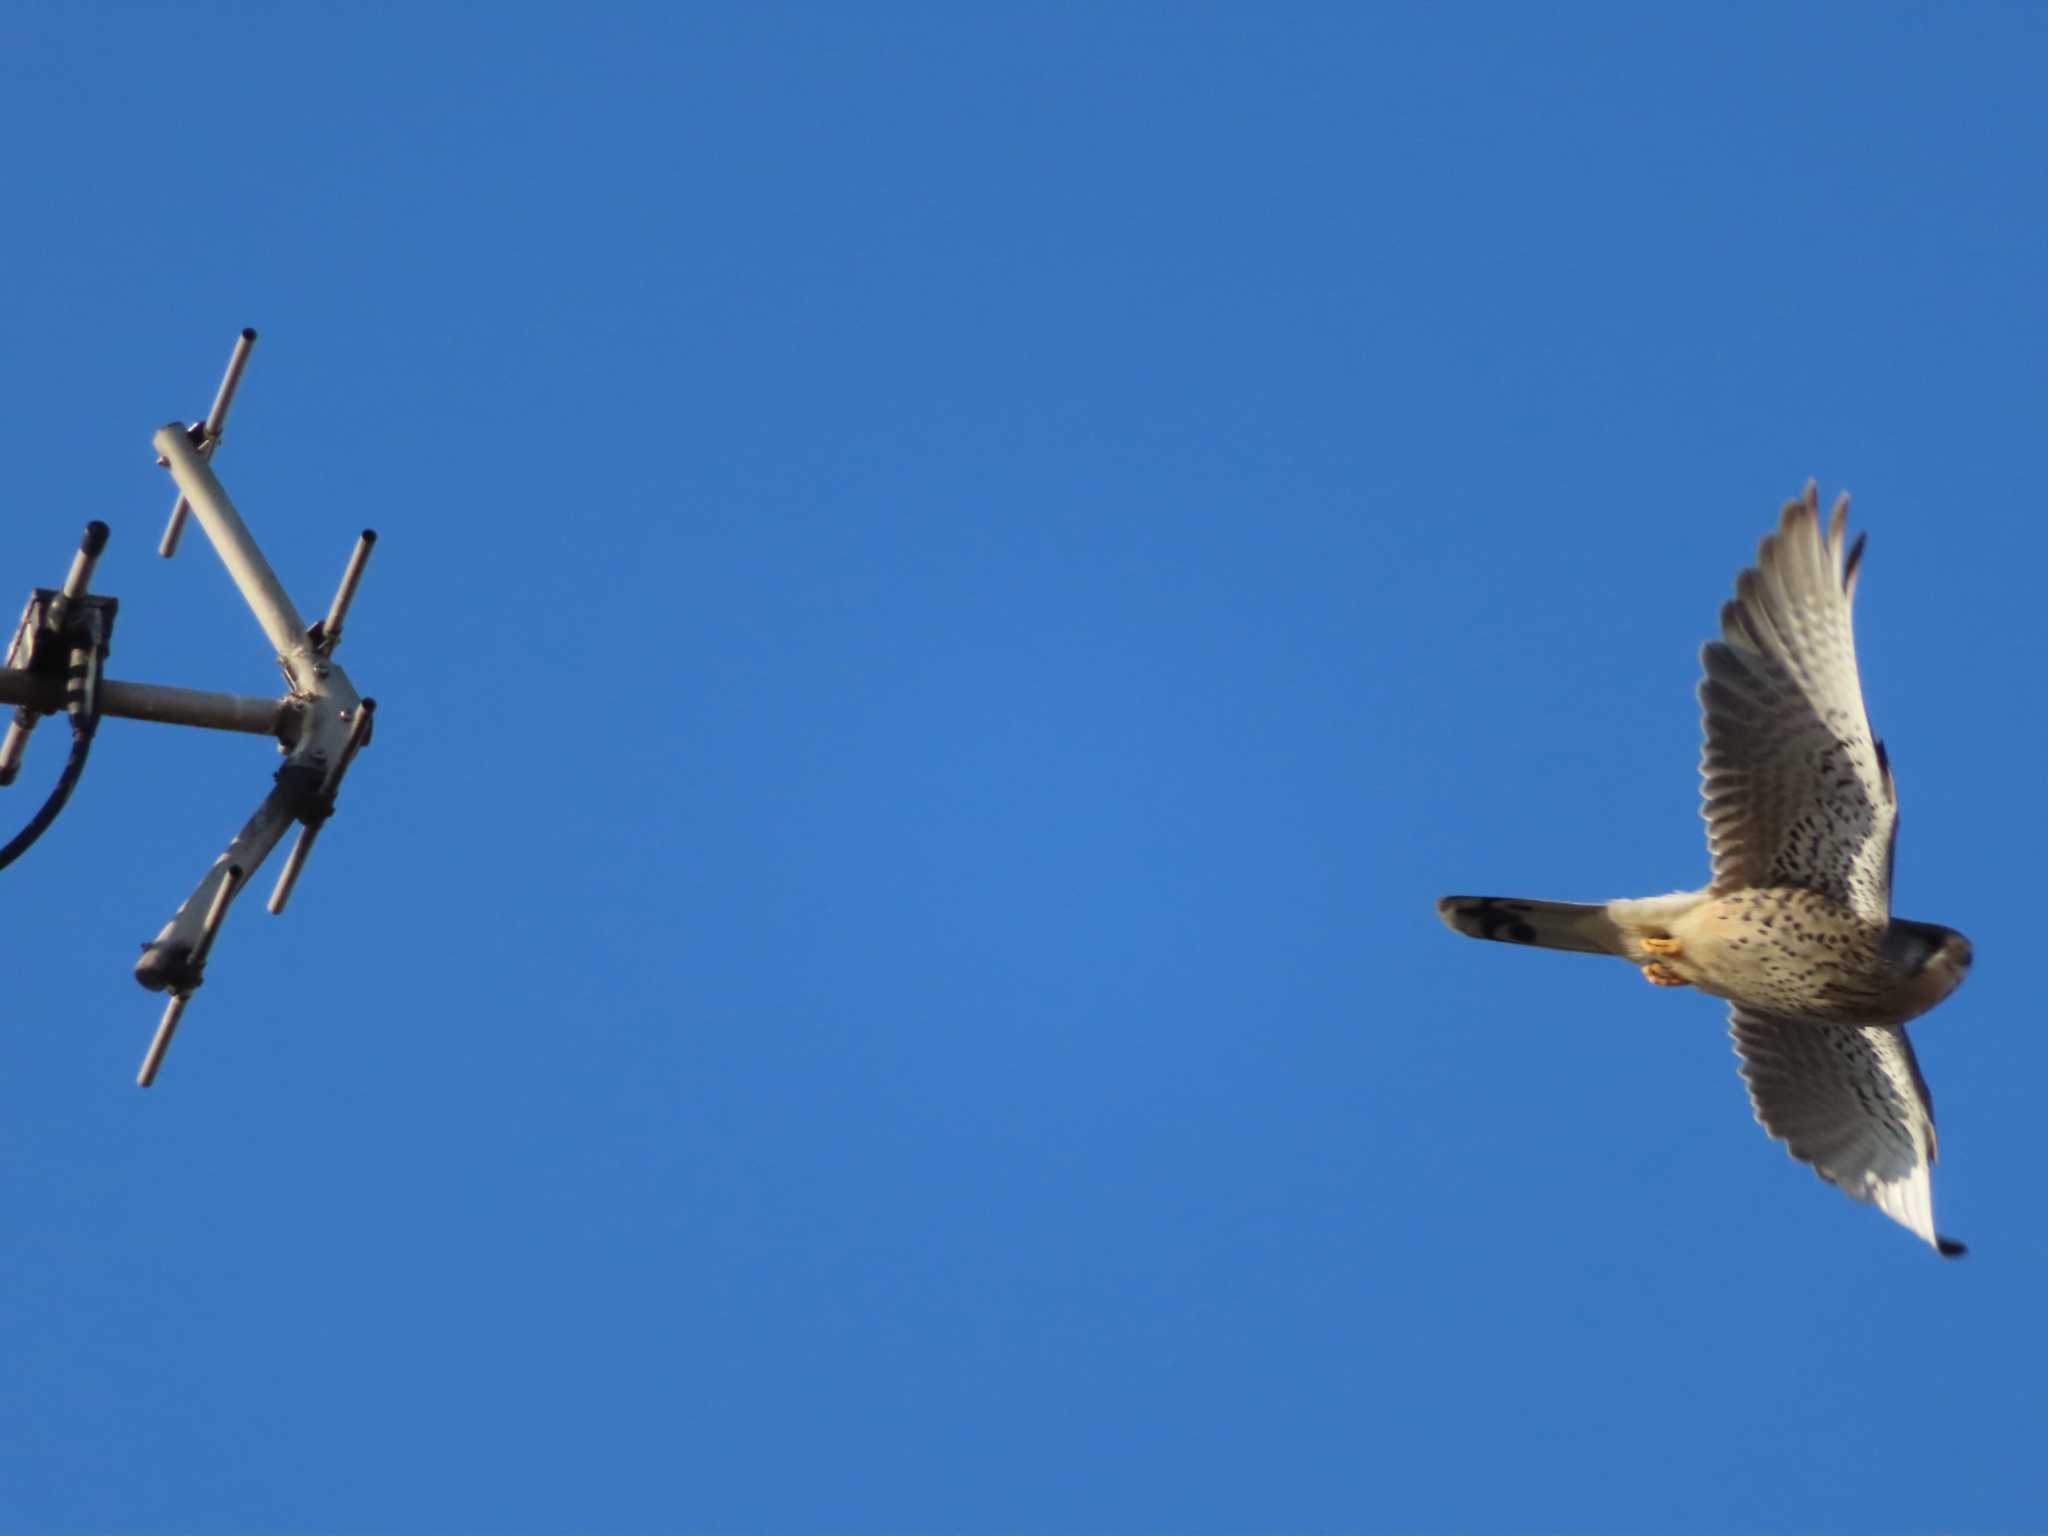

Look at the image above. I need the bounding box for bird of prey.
[1438,485,1972,1257]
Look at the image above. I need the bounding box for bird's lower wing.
[1729,1005,1962,1257]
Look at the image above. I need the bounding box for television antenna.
[0,331,377,1085]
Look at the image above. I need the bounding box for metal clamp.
[0,520,114,785]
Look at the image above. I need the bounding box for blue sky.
[3,4,2045,1531]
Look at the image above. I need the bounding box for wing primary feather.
[1730,1007,1954,1256]
[1695,486,1896,915]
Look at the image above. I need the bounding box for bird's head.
[1884,918,1973,1017]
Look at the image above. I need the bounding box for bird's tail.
[1435,895,1629,957]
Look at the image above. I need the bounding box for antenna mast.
[0,331,378,1084]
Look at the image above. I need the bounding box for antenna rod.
[59,520,110,602]
[135,781,300,994]
[160,328,256,559]
[319,531,377,652]
[204,329,258,439]
[152,425,314,675]
[137,864,243,1087]
[136,994,190,1087]
[0,670,284,735]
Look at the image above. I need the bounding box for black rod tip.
[82,520,110,556]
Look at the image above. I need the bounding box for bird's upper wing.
[1729,1005,1962,1256]
[1698,485,1896,920]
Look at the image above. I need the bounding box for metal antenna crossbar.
[0,331,379,1085]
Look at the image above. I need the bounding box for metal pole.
[152,426,314,676]
[57,521,110,605]
[204,330,258,439]
[161,329,257,560]
[138,864,243,1087]
[0,721,27,784]
[134,781,300,995]
[320,530,377,652]
[0,669,283,736]
[266,821,320,916]
[137,993,190,1086]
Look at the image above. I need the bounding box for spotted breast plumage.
[1437,486,1972,1256]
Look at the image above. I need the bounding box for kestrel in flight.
[1438,485,1972,1257]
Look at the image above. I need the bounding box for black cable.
[0,713,96,872]
[0,622,105,873]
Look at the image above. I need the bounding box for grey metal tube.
[162,330,258,561]
[0,669,283,736]
[60,521,110,602]
[138,993,189,1087]
[138,864,244,1087]
[267,822,319,915]
[153,426,313,671]
[321,530,377,652]
[136,784,298,994]
[204,330,258,439]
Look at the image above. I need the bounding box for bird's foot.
[1641,962,1689,988]
[1641,936,1683,957]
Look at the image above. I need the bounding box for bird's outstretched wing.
[1728,1005,1962,1256]
[1698,484,1896,920]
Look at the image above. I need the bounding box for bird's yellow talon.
[1641,962,1689,988]
[1641,936,1683,957]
